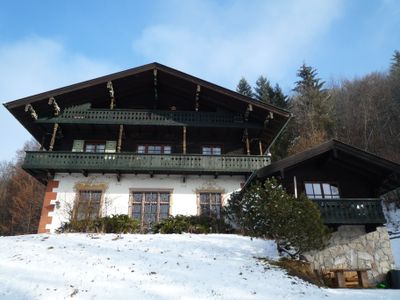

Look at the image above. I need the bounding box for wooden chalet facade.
[248,139,400,227]
[4,63,291,233]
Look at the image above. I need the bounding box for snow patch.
[0,234,399,299]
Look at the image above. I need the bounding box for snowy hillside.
[0,234,399,300]
[383,202,400,268]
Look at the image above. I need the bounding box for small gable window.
[304,182,340,199]
[137,145,171,154]
[85,142,106,153]
[202,146,221,155]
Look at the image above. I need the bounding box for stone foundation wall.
[304,225,395,285]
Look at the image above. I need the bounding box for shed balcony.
[23,151,270,176]
[313,198,385,225]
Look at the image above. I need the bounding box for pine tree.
[271,84,288,109]
[293,63,325,94]
[389,50,400,78]
[236,77,253,97]
[289,63,333,154]
[254,76,274,103]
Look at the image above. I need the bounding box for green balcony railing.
[23,151,270,174]
[313,198,385,224]
[36,109,264,129]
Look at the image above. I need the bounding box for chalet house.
[3,63,291,233]
[4,63,399,285]
[247,139,400,284]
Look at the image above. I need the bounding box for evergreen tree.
[236,77,253,97]
[226,178,330,255]
[389,50,400,78]
[289,63,333,154]
[271,84,289,109]
[293,63,325,94]
[254,76,274,103]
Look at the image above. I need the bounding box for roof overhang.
[3,62,291,147]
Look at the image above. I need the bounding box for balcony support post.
[117,124,124,152]
[49,123,59,152]
[244,129,250,155]
[258,140,263,156]
[153,69,158,104]
[195,85,201,111]
[107,81,115,109]
[183,126,187,154]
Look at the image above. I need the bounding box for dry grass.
[260,258,326,287]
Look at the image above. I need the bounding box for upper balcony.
[36,106,265,129]
[23,151,270,178]
[313,198,385,225]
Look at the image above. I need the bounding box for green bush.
[57,214,140,234]
[226,177,330,254]
[152,215,232,234]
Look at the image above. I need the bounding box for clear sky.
[0,0,399,161]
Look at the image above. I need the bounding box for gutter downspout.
[264,113,293,155]
[242,113,293,192]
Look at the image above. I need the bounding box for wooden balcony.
[313,198,385,224]
[23,151,270,176]
[36,108,264,129]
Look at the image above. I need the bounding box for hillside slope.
[0,234,398,300]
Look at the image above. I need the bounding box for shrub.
[152,215,232,234]
[226,177,330,255]
[57,214,140,234]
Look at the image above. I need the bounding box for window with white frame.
[202,146,221,155]
[137,145,172,154]
[304,182,340,199]
[199,192,222,218]
[130,191,170,228]
[74,190,102,220]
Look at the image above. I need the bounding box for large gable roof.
[3,62,291,146]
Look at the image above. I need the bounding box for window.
[130,191,171,229]
[74,190,102,220]
[199,192,222,218]
[137,145,171,154]
[202,146,221,155]
[84,141,106,153]
[304,182,340,199]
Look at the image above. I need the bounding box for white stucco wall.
[48,173,245,232]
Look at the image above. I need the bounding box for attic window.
[305,182,340,199]
[85,141,106,153]
[202,146,221,155]
[137,145,172,154]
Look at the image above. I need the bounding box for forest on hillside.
[237,50,400,163]
[0,50,399,236]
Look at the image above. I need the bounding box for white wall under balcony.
[48,173,245,233]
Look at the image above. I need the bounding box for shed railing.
[312,198,385,224]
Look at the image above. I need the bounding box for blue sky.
[0,0,399,161]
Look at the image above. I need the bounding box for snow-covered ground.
[383,202,400,268]
[0,234,399,300]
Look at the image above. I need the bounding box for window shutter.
[72,140,84,152]
[105,141,117,153]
